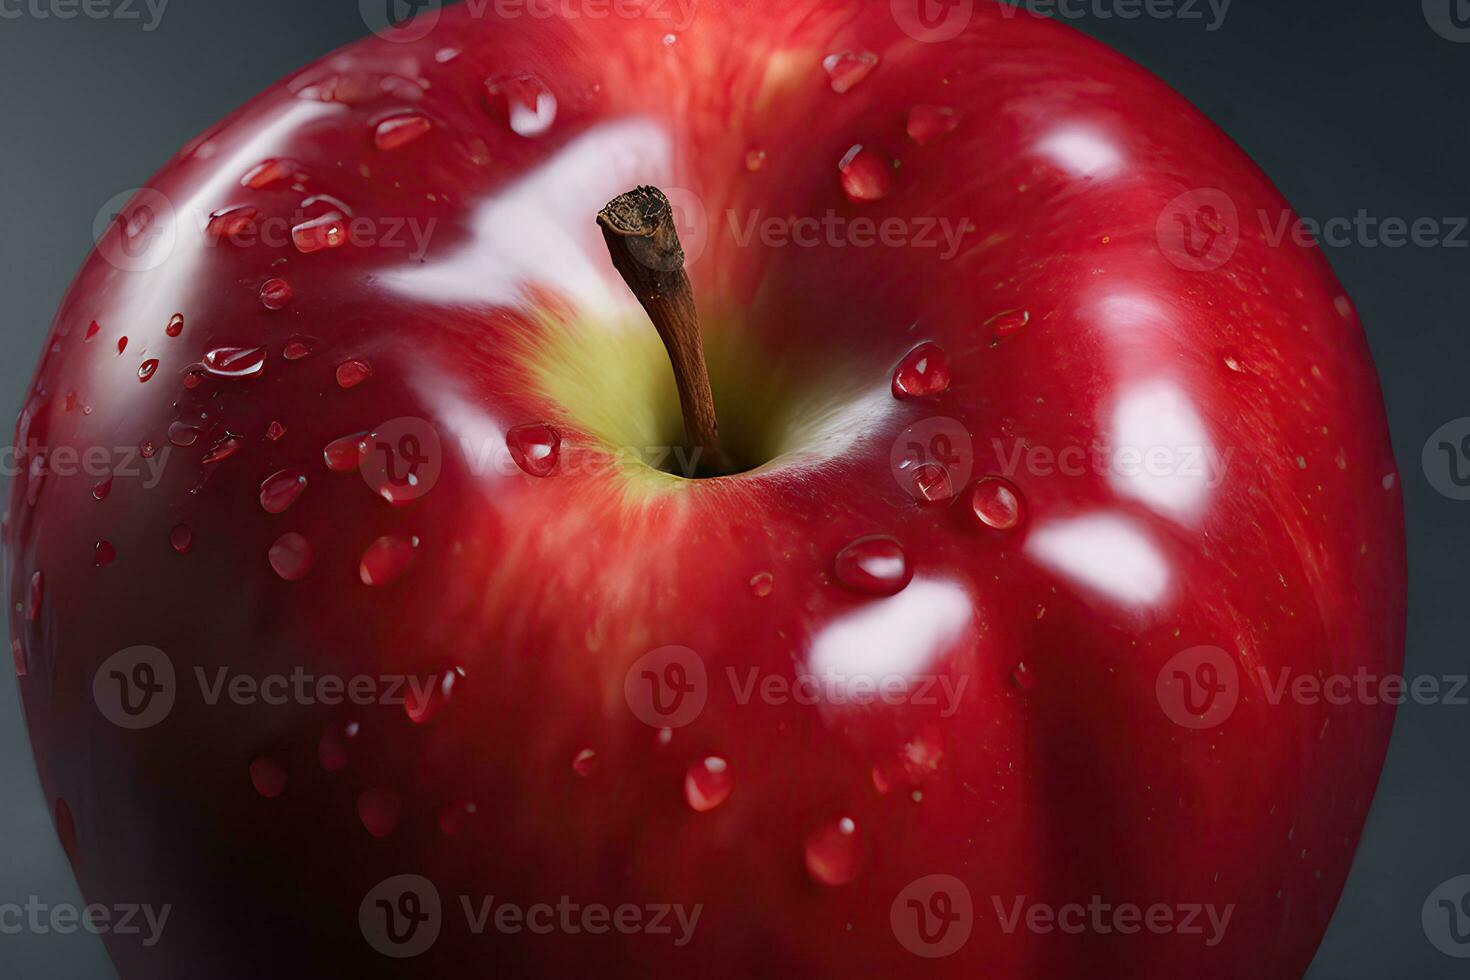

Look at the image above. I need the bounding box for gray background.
[0,1,1466,977]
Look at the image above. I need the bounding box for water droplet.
[906,105,959,145]
[335,359,372,389]
[92,477,112,501]
[167,421,201,447]
[406,668,463,725]
[93,541,116,567]
[291,211,348,253]
[116,336,128,355]
[822,51,879,93]
[838,144,893,203]
[259,469,307,514]
[84,320,101,343]
[139,440,157,459]
[986,309,1030,343]
[283,338,315,361]
[745,149,767,172]
[183,369,204,390]
[374,112,432,150]
[833,536,910,595]
[241,158,298,189]
[266,420,286,442]
[892,342,951,399]
[11,639,25,678]
[684,756,733,812]
[317,721,359,772]
[202,346,267,380]
[268,532,313,581]
[323,432,369,472]
[971,476,1024,530]
[360,534,418,586]
[202,434,243,464]
[662,32,677,45]
[484,74,558,137]
[911,462,954,503]
[749,571,774,597]
[439,799,478,837]
[506,423,560,477]
[170,524,193,554]
[25,455,47,506]
[434,46,461,63]
[1011,661,1037,691]
[357,786,401,838]
[259,278,294,310]
[249,757,287,798]
[572,748,598,777]
[804,817,861,886]
[165,313,184,337]
[206,205,261,241]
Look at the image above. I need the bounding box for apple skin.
[4,1,1403,978]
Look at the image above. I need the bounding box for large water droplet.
[268,532,313,581]
[283,337,315,361]
[405,667,463,724]
[911,462,954,503]
[202,434,243,464]
[168,421,201,447]
[165,314,184,337]
[971,476,1025,530]
[139,441,157,460]
[1011,661,1038,691]
[335,359,372,389]
[259,469,307,514]
[506,423,560,477]
[94,541,116,567]
[291,211,348,254]
[907,105,959,145]
[84,320,101,343]
[360,534,418,586]
[241,158,299,189]
[986,309,1030,343]
[892,342,951,399]
[745,149,767,172]
[266,420,286,442]
[804,817,861,886]
[485,74,558,137]
[684,757,733,812]
[324,432,369,472]
[834,536,911,595]
[170,524,193,554]
[202,346,267,380]
[206,205,261,241]
[249,757,287,798]
[259,278,294,310]
[92,477,112,501]
[572,748,598,777]
[374,113,432,150]
[838,145,893,203]
[822,51,879,93]
[749,571,774,597]
[357,786,401,838]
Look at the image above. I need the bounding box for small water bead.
[259,469,308,514]
[506,423,560,477]
[84,320,101,343]
[971,476,1025,530]
[572,748,598,777]
[11,639,25,678]
[25,572,41,622]
[117,337,128,355]
[170,524,193,554]
[93,541,116,567]
[906,105,959,145]
[684,757,733,812]
[26,456,47,506]
[165,314,184,337]
[283,338,315,361]
[986,309,1030,343]
[439,799,478,837]
[137,359,159,383]
[891,342,951,399]
[183,369,205,390]
[360,534,418,587]
[435,46,461,63]
[139,441,157,459]
[804,817,862,886]
[357,786,402,838]
[838,144,893,203]
[268,532,313,581]
[291,211,348,253]
[92,477,112,501]
[374,113,432,151]
[822,51,879,93]
[324,432,369,472]
[833,535,911,596]
[202,346,267,380]
[911,463,954,503]
[266,421,286,442]
[202,434,243,464]
[249,757,287,798]
[317,721,359,772]
[335,359,372,389]
[240,158,299,189]
[1011,661,1038,691]
[259,278,294,310]
[167,421,201,447]
[485,74,558,138]
[749,571,774,597]
[744,149,767,172]
[405,667,463,724]
[205,205,261,241]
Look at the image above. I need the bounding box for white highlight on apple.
[1036,125,1122,179]
[1025,513,1170,607]
[1108,379,1217,521]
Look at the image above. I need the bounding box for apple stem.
[598,186,734,477]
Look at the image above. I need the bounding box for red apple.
[5,2,1403,978]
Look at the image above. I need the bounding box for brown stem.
[598,186,734,477]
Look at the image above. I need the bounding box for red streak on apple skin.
[3,4,1403,980]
